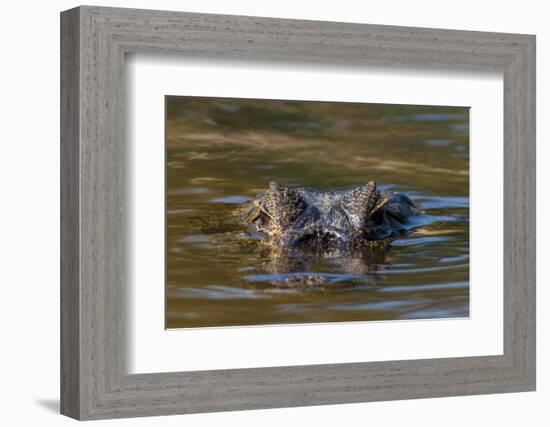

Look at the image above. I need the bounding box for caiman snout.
[283,226,345,247]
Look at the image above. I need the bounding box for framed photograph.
[60,6,536,420]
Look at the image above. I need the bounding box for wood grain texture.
[60,5,536,420]
[60,7,80,419]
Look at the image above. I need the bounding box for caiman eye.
[258,211,272,228]
[247,202,275,229]
[370,198,389,225]
[247,207,261,223]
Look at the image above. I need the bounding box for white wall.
[0,0,546,425]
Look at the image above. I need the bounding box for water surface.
[166,97,469,328]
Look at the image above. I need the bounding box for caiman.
[244,181,421,288]
[247,180,419,251]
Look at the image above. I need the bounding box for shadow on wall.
[35,399,59,414]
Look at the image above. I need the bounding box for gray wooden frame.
[60,5,536,420]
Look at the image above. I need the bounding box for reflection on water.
[166,97,469,328]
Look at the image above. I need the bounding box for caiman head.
[247,181,405,250]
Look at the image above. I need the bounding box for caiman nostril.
[290,228,317,245]
[322,226,342,238]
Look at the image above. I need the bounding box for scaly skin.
[247,180,419,251]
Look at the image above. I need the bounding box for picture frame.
[60,5,536,420]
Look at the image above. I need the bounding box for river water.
[165,97,469,328]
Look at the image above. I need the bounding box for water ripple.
[409,194,469,209]
[378,281,469,293]
[327,299,426,312]
[392,236,449,247]
[378,265,468,275]
[210,195,252,204]
[243,272,371,285]
[392,113,466,123]
[171,285,266,300]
